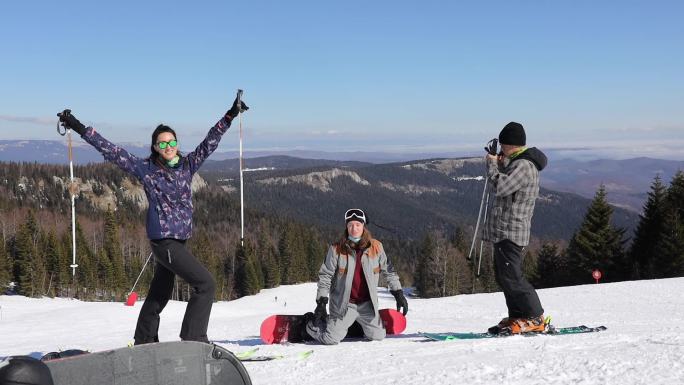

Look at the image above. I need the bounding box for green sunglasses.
[157,140,178,149]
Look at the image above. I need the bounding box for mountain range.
[3,139,682,215]
[196,156,639,243]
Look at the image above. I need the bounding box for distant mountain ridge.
[3,139,682,212]
[201,157,638,242]
[543,157,684,212]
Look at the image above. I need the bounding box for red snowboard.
[260,308,407,344]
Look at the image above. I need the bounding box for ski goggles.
[344,208,366,224]
[157,140,178,149]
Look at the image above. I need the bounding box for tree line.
[1,161,682,301]
[0,162,329,300]
[414,172,684,297]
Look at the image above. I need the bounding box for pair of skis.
[420,324,607,341]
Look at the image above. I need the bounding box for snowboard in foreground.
[420,325,607,341]
[260,308,407,344]
[43,341,252,385]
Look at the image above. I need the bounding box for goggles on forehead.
[344,208,366,224]
[157,140,178,149]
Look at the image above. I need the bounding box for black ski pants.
[134,238,216,345]
[493,239,544,319]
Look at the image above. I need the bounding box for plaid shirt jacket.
[483,154,540,247]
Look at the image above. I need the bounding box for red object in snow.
[125,292,138,306]
[592,269,602,284]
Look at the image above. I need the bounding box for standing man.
[484,122,548,335]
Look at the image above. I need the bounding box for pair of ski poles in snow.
[59,89,249,302]
[467,138,498,276]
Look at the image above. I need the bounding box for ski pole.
[468,138,498,262]
[467,177,488,261]
[476,190,491,276]
[237,89,245,247]
[57,112,79,276]
[125,251,153,306]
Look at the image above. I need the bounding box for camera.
[484,138,498,155]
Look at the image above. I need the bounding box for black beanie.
[498,122,526,146]
[0,356,55,385]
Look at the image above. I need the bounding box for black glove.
[314,297,328,321]
[390,289,408,315]
[225,95,249,119]
[57,109,87,136]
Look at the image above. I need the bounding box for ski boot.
[502,315,548,335]
[487,317,510,335]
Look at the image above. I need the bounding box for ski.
[420,325,607,341]
[235,347,314,362]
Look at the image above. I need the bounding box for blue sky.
[1,1,683,158]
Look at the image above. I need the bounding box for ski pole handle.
[57,109,73,136]
[236,89,243,113]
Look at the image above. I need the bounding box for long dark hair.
[148,124,182,167]
[336,226,373,254]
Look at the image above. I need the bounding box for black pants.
[134,239,216,345]
[493,239,544,318]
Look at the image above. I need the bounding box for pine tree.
[565,185,626,284]
[656,210,684,277]
[279,223,308,284]
[661,171,684,277]
[522,249,538,284]
[305,232,324,282]
[96,248,115,300]
[74,223,96,300]
[252,242,265,291]
[415,232,445,298]
[13,211,40,296]
[59,232,75,297]
[450,227,467,252]
[536,242,561,288]
[103,209,126,298]
[257,231,280,288]
[278,225,292,284]
[0,240,10,290]
[188,229,224,300]
[43,230,67,297]
[290,228,309,283]
[235,241,260,297]
[629,175,667,279]
[666,171,684,226]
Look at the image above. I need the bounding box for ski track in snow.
[1,278,684,384]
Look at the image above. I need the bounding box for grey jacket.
[316,239,402,319]
[483,147,547,247]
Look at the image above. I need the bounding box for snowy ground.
[1,278,683,384]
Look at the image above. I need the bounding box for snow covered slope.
[1,278,683,384]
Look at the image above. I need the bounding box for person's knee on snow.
[364,328,386,341]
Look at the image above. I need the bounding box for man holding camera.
[484,122,548,335]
